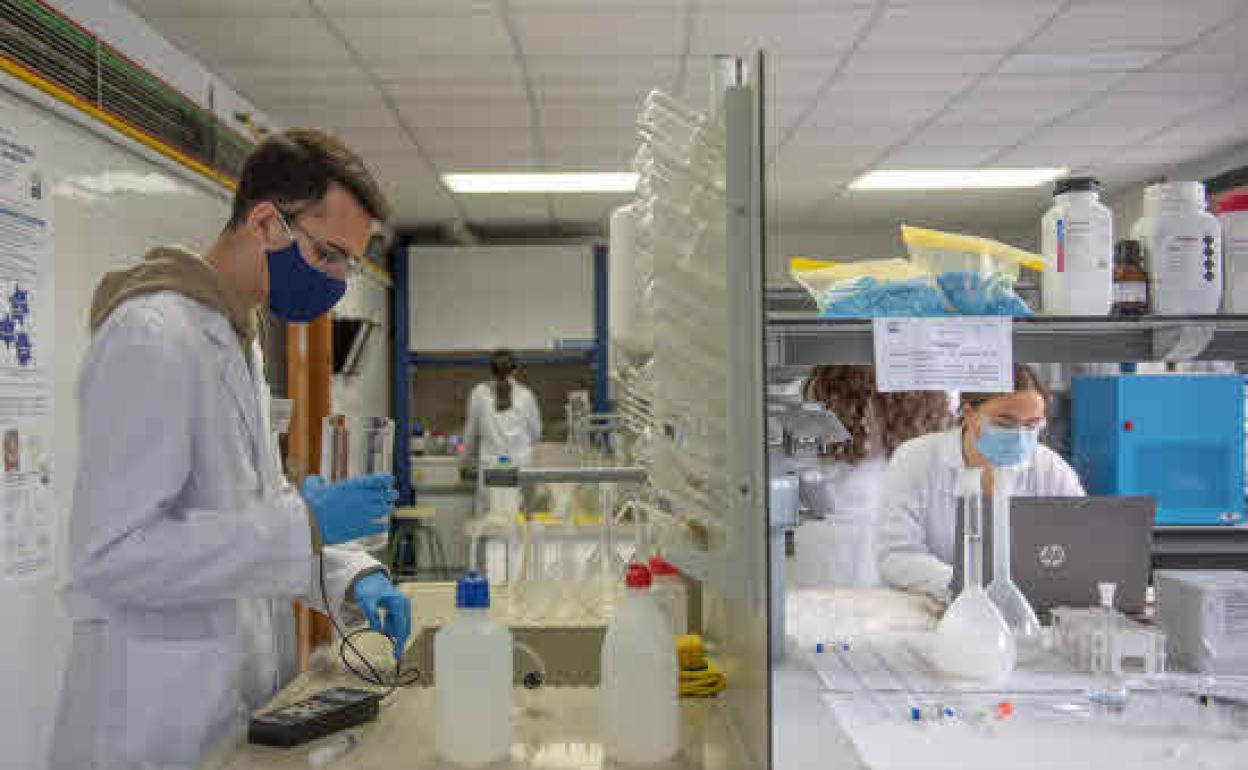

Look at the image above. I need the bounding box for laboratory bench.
[208,676,752,770]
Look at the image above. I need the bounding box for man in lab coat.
[51,129,410,769]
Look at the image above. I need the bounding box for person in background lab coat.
[790,365,952,588]
[52,130,411,770]
[463,349,542,512]
[876,363,1085,602]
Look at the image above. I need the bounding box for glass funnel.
[986,467,1045,661]
[934,468,1017,684]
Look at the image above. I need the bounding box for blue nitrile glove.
[302,473,398,546]
[352,572,411,660]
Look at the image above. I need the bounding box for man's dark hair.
[227,128,391,228]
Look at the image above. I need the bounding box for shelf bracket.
[1151,322,1216,362]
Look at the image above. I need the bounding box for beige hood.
[89,245,256,347]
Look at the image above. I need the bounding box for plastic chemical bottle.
[1112,240,1150,316]
[649,556,688,635]
[436,572,513,765]
[986,468,1045,661]
[1087,582,1128,708]
[1214,189,1248,314]
[1042,176,1114,316]
[934,469,1017,684]
[1131,181,1222,315]
[602,564,679,765]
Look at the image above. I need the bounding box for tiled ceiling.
[125,0,1248,234]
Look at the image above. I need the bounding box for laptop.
[952,496,1155,617]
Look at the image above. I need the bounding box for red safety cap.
[625,563,652,589]
[1214,188,1248,215]
[649,556,679,577]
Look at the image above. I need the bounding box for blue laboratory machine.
[1072,374,1245,526]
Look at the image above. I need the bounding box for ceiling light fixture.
[849,168,1069,191]
[443,172,638,194]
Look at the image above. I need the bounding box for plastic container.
[1131,181,1222,314]
[435,573,514,765]
[1214,189,1248,314]
[1041,177,1113,316]
[648,556,688,635]
[1087,582,1128,708]
[602,564,679,765]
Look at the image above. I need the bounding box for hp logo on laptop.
[1038,543,1068,570]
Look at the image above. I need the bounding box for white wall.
[409,245,593,350]
[0,82,230,770]
[332,271,392,420]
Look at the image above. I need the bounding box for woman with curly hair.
[876,363,1085,602]
[790,365,953,588]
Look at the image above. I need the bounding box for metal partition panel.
[709,54,771,769]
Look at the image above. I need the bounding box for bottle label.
[1162,233,1217,283]
[1114,282,1147,305]
[1057,216,1111,274]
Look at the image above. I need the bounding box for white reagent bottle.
[1131,181,1222,315]
[1042,176,1114,316]
[602,563,679,764]
[435,572,514,765]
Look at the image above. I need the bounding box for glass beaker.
[986,467,1045,661]
[934,468,1017,683]
[320,415,394,482]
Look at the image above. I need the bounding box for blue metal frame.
[592,242,610,413]
[391,243,413,505]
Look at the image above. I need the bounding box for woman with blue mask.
[876,364,1085,603]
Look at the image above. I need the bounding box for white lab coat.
[50,292,378,770]
[462,379,541,468]
[790,456,887,589]
[876,428,1085,601]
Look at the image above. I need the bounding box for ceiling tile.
[1028,123,1152,148]
[842,52,1002,75]
[539,96,643,130]
[417,127,536,156]
[807,90,953,129]
[937,87,1098,128]
[1115,70,1248,95]
[510,10,683,56]
[975,72,1126,94]
[427,148,542,172]
[126,0,309,16]
[333,127,415,157]
[1105,142,1218,168]
[689,8,874,56]
[776,140,887,170]
[317,0,494,13]
[532,56,680,99]
[135,16,351,65]
[268,98,399,130]
[1025,1,1235,53]
[215,65,369,89]
[916,122,1041,148]
[878,143,1002,168]
[1064,92,1228,129]
[543,142,639,169]
[461,196,552,224]
[337,13,512,59]
[552,194,633,225]
[828,71,979,95]
[372,57,516,81]
[396,97,533,129]
[511,0,682,7]
[860,3,1062,54]
[384,72,527,100]
[785,122,915,151]
[995,138,1116,168]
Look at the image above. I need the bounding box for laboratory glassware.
[986,467,1045,661]
[320,415,394,482]
[934,468,1017,683]
[1087,581,1128,708]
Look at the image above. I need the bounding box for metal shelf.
[767,313,1248,372]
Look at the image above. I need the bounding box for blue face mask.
[266,235,346,323]
[975,423,1040,467]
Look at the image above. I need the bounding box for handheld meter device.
[248,687,381,747]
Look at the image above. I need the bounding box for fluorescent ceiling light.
[443,172,638,194]
[850,168,1068,191]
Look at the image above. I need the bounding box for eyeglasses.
[981,412,1047,432]
[277,211,362,277]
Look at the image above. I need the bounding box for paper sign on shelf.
[872,317,1012,393]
